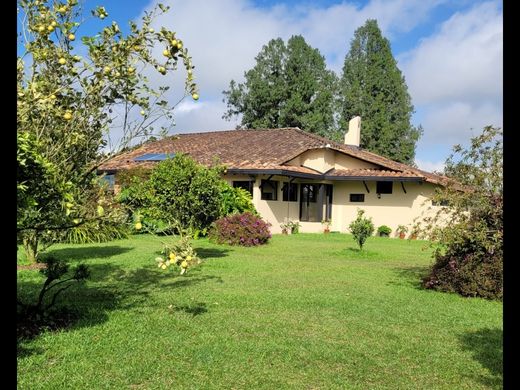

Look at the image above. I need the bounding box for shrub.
[422,233,502,300]
[377,225,392,237]
[219,184,257,217]
[348,209,375,250]
[209,212,271,246]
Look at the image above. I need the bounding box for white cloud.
[415,159,445,173]
[176,100,205,115]
[400,1,502,105]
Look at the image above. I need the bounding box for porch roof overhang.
[226,168,425,182]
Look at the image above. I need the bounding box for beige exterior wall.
[225,173,441,235]
[286,148,379,172]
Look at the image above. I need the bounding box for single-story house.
[99,117,450,235]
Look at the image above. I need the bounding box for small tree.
[421,126,502,299]
[348,209,375,250]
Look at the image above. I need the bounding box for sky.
[22,0,503,172]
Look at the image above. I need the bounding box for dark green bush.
[219,184,256,217]
[377,225,392,237]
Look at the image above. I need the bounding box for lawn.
[17,234,502,389]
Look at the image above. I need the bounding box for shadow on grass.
[459,328,503,388]
[388,266,431,289]
[195,247,231,260]
[17,260,222,356]
[172,302,208,317]
[44,246,133,262]
[339,247,380,259]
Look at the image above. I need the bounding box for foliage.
[209,212,272,246]
[17,0,198,261]
[289,221,301,234]
[421,126,503,299]
[339,19,421,163]
[377,225,392,237]
[17,256,90,321]
[348,209,375,250]
[219,184,257,217]
[155,232,202,275]
[396,225,408,235]
[146,154,224,232]
[223,35,339,140]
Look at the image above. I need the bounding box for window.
[261,180,278,200]
[233,181,253,196]
[282,182,298,202]
[101,174,115,189]
[300,184,332,222]
[376,181,393,194]
[350,193,365,202]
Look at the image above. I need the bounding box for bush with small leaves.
[348,209,375,250]
[377,225,392,237]
[209,212,271,246]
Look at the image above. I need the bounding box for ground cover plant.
[18,233,502,389]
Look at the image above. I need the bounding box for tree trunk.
[22,233,39,264]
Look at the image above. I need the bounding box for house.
[99,117,450,235]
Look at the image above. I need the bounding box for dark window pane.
[350,193,365,202]
[376,181,393,194]
[261,180,278,200]
[282,182,298,202]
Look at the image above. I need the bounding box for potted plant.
[396,225,408,239]
[289,221,301,234]
[321,219,332,233]
[377,225,392,237]
[280,221,290,235]
[409,223,420,240]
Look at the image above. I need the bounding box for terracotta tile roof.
[99,128,450,185]
[325,169,423,180]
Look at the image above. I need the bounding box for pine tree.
[223,35,339,140]
[340,19,421,163]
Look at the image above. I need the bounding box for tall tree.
[17,0,198,262]
[223,35,339,140]
[340,19,421,163]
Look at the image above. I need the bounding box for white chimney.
[344,116,361,147]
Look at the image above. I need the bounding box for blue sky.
[20,0,503,172]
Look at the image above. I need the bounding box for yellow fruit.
[176,42,182,50]
[171,39,177,46]
[165,260,170,266]
[181,261,188,269]
[58,57,66,65]
[99,15,105,20]
[68,33,75,41]
[187,69,193,75]
[135,222,142,230]
[47,25,55,32]
[97,205,104,216]
[192,93,199,101]
[58,6,67,13]
[50,94,57,100]
[103,66,111,73]
[73,218,80,224]
[140,110,145,116]
[128,67,135,74]
[158,66,166,74]
[51,21,57,27]
[66,202,74,208]
[38,25,45,32]
[186,256,192,261]
[115,71,121,77]
[63,112,72,120]
[162,49,170,57]
[161,264,167,270]
[169,253,176,260]
[148,28,154,33]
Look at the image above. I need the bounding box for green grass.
[17,234,502,389]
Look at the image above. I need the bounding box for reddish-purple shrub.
[209,212,271,246]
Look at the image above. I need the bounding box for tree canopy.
[340,19,421,163]
[223,35,339,140]
[17,0,198,261]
